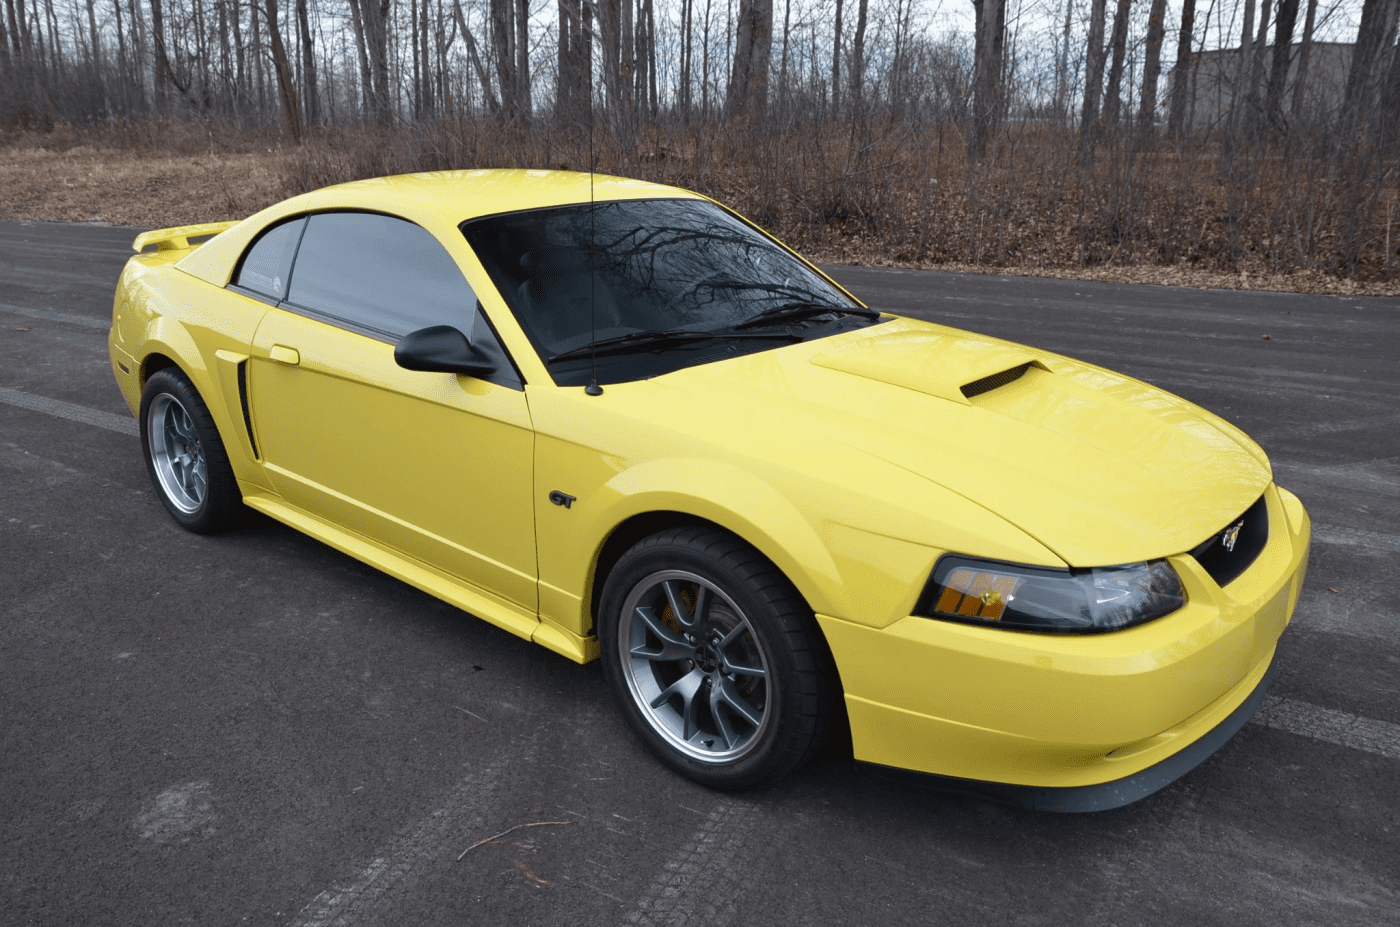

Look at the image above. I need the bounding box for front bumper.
[817,484,1310,804]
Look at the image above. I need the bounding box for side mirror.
[394,325,497,378]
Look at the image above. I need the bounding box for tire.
[140,368,244,534]
[599,526,838,790]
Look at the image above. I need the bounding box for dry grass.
[2,120,1397,298]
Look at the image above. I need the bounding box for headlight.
[914,556,1186,633]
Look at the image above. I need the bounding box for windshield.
[463,198,874,386]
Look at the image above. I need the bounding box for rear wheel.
[140,368,244,533]
[599,526,838,789]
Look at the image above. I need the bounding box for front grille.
[961,362,1033,399]
[1190,494,1269,588]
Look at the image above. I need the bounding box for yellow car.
[108,171,1310,809]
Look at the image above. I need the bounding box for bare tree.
[851,0,868,114]
[1138,0,1168,131]
[1167,0,1197,136]
[1080,0,1108,158]
[297,0,319,125]
[1343,0,1400,132]
[1291,0,1319,117]
[969,0,1006,160]
[1265,0,1300,127]
[1101,0,1134,130]
[263,0,303,139]
[831,0,842,111]
[726,0,771,115]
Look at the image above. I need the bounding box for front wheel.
[599,526,838,790]
[140,368,244,533]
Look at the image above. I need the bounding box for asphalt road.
[2,219,1398,927]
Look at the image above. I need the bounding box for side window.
[286,212,476,339]
[233,216,306,301]
[284,211,522,388]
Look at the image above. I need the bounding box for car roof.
[177,169,703,287]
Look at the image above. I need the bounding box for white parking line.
[1253,696,1400,762]
[0,301,110,329]
[624,798,761,927]
[1273,458,1400,497]
[0,386,138,436]
[1313,525,1400,555]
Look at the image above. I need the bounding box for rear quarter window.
[233,216,306,301]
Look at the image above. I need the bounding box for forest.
[2,0,1398,286]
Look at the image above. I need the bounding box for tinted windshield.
[463,199,872,385]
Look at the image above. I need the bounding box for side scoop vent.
[961,362,1035,399]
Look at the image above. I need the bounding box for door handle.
[269,345,300,366]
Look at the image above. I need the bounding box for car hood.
[652,319,1272,566]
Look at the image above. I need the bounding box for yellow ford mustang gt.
[109,170,1310,810]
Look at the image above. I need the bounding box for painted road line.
[1253,696,1400,762]
[1260,412,1400,441]
[289,755,514,927]
[0,387,138,436]
[0,301,110,330]
[624,798,761,927]
[1313,525,1400,555]
[1273,458,1400,497]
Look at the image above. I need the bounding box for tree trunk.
[970,0,1006,159]
[1138,0,1168,129]
[1101,0,1134,131]
[1290,0,1318,116]
[725,0,771,114]
[557,0,572,116]
[621,0,634,107]
[851,0,867,114]
[679,0,691,115]
[347,0,372,114]
[1167,0,1197,136]
[490,0,516,116]
[515,0,531,116]
[1266,0,1299,126]
[296,0,318,125]
[84,0,99,75]
[830,0,842,111]
[1055,0,1073,116]
[263,0,303,139]
[1079,0,1108,158]
[1343,0,1400,130]
[150,0,169,109]
[453,0,499,114]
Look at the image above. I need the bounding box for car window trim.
[230,214,309,302]
[270,296,525,392]
[230,208,526,391]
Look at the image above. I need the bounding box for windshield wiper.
[734,301,881,330]
[548,329,798,363]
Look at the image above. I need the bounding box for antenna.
[585,78,603,397]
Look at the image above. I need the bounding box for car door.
[245,211,538,616]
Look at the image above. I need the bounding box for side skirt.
[241,491,596,663]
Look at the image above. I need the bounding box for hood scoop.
[811,329,1047,404]
[961,361,1039,399]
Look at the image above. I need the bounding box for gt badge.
[548,490,577,509]
[1221,520,1244,552]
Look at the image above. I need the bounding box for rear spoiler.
[132,221,239,253]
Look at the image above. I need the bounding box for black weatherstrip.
[236,360,259,459]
